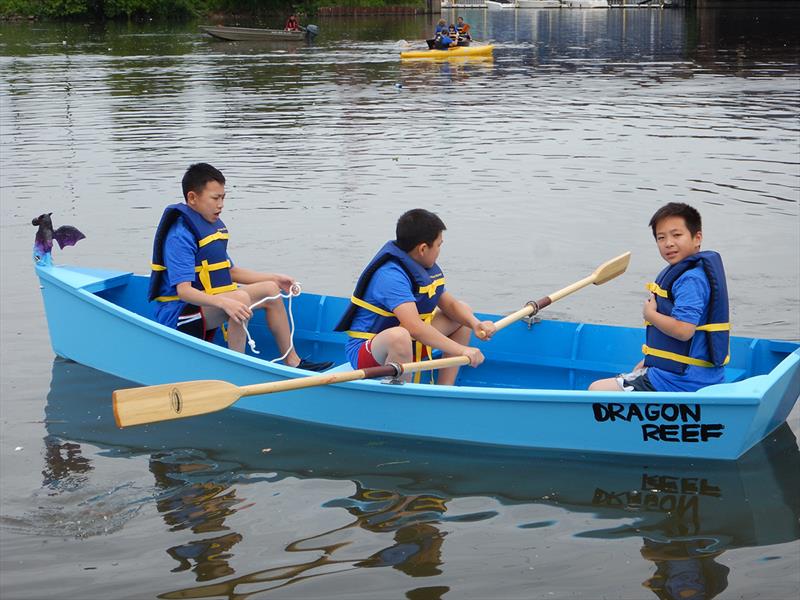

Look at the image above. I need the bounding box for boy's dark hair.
[649,202,702,238]
[182,163,225,201]
[396,209,446,252]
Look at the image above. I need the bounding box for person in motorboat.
[456,17,472,42]
[335,209,496,384]
[284,14,301,32]
[149,162,333,372]
[589,202,729,393]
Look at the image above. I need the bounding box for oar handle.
[239,355,469,398]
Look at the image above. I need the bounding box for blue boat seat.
[723,368,747,383]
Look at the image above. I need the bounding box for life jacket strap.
[646,282,669,298]
[197,231,229,248]
[350,295,394,317]
[642,344,730,368]
[696,322,730,332]
[419,278,446,298]
[196,259,236,294]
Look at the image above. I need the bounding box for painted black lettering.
[660,424,680,442]
[627,403,643,422]
[681,424,700,442]
[661,404,679,422]
[680,403,701,423]
[642,424,660,441]
[592,403,609,422]
[609,403,626,421]
[700,424,725,441]
[644,404,661,421]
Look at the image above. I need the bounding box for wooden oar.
[113,356,468,428]
[113,251,630,428]
[482,251,631,335]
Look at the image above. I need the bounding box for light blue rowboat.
[45,359,800,554]
[35,263,800,460]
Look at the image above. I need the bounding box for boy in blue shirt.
[335,209,496,385]
[149,163,332,372]
[590,202,730,393]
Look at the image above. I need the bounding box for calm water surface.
[1,7,799,599]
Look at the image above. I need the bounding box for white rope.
[246,282,302,361]
[179,282,302,362]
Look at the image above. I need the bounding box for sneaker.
[296,358,334,372]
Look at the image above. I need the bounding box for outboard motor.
[305,24,319,40]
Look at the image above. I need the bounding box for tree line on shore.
[0,0,423,20]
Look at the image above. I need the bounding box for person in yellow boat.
[456,16,472,41]
[335,209,495,384]
[149,163,332,372]
[589,202,729,392]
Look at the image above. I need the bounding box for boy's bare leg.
[203,290,249,353]
[242,282,301,366]
[431,311,471,386]
[370,327,414,380]
[588,378,621,391]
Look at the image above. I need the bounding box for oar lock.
[381,361,405,385]
[522,300,543,329]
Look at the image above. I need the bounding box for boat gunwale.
[35,264,794,407]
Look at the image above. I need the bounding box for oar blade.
[113,380,241,428]
[592,251,631,285]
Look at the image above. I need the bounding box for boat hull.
[35,264,800,459]
[401,45,494,59]
[200,26,309,42]
[44,358,800,553]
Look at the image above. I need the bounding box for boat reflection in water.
[43,359,799,599]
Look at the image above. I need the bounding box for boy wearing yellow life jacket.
[335,209,495,384]
[590,202,729,393]
[149,163,332,372]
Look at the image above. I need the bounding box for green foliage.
[0,0,208,19]
[0,0,423,19]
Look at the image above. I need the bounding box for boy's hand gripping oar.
[113,251,630,428]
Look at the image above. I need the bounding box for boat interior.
[94,273,797,392]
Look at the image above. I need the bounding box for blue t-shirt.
[344,262,425,368]
[153,217,233,328]
[647,267,724,392]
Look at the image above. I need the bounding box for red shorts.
[356,339,381,369]
[356,339,431,369]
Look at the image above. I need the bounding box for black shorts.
[616,368,656,392]
[175,304,218,342]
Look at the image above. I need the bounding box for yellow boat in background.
[400,45,495,59]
